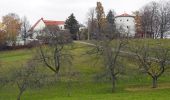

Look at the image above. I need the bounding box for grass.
[0,39,170,100]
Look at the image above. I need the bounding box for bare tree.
[21,16,31,45]
[38,26,73,75]
[12,59,45,100]
[88,38,127,92]
[140,1,159,38]
[133,42,170,88]
[157,1,170,38]
[87,8,96,40]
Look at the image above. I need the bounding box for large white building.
[115,13,136,37]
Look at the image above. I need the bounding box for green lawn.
[0,39,170,100]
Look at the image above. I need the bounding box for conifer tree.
[65,13,79,40]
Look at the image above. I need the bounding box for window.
[127,26,129,28]
[120,20,122,22]
[127,19,129,21]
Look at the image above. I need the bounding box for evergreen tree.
[106,10,117,39]
[106,10,115,25]
[65,13,79,40]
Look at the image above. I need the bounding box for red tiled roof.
[116,13,134,17]
[29,18,65,31]
[43,20,65,26]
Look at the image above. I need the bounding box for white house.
[115,13,136,37]
[29,18,65,40]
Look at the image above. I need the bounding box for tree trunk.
[17,91,23,100]
[152,77,157,88]
[160,33,164,39]
[111,75,116,92]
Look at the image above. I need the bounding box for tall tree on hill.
[2,13,21,46]
[87,8,96,40]
[65,13,79,40]
[106,10,117,39]
[140,1,159,38]
[133,11,143,37]
[157,1,170,39]
[96,2,106,35]
[21,16,31,45]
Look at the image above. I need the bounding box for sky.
[0,0,159,25]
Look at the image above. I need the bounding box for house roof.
[29,18,65,31]
[115,13,134,18]
[43,20,64,26]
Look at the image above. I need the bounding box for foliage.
[95,2,106,34]
[2,13,21,46]
[65,13,80,40]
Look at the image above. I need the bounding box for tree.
[95,2,106,35]
[21,16,31,45]
[157,1,170,38]
[140,1,159,38]
[88,38,127,92]
[38,26,73,75]
[2,13,21,46]
[65,13,79,40]
[133,41,170,88]
[106,10,117,39]
[13,59,44,100]
[133,11,143,37]
[88,6,127,91]
[87,8,97,40]
[0,23,7,47]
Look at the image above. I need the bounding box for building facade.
[29,18,65,40]
[115,13,136,37]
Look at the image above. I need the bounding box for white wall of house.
[115,17,136,37]
[32,20,46,39]
[58,25,65,30]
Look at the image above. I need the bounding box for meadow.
[0,39,170,100]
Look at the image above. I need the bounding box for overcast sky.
[0,0,159,25]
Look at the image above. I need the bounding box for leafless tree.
[87,35,128,92]
[87,7,97,40]
[21,16,31,45]
[132,42,170,88]
[157,1,170,38]
[140,1,159,38]
[38,26,73,75]
[12,58,46,100]
[139,1,170,38]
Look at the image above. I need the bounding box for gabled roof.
[29,18,65,31]
[43,20,64,26]
[116,13,134,18]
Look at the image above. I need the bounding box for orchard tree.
[2,13,21,46]
[65,13,79,40]
[38,25,73,75]
[132,41,170,88]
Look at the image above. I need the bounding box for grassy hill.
[0,39,170,100]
